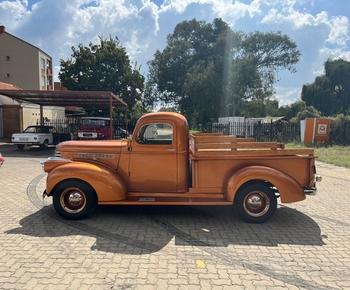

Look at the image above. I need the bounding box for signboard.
[302,118,330,145]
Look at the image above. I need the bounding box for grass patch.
[286,142,350,168]
[313,146,350,168]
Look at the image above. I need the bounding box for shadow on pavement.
[6,203,325,255]
[0,143,56,158]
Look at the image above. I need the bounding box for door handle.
[167,148,175,151]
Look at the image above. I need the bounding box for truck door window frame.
[136,123,173,145]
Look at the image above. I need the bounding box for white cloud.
[0,0,29,28]
[327,16,349,47]
[261,6,329,29]
[212,0,261,24]
[275,86,301,107]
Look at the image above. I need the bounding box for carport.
[0,90,128,139]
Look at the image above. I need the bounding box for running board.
[99,197,232,206]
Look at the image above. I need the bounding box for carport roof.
[0,90,127,107]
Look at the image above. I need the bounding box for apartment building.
[0,26,62,139]
[0,25,53,90]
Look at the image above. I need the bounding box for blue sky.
[1,0,349,108]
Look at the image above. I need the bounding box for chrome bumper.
[304,175,322,196]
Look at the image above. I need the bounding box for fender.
[46,161,127,202]
[226,166,305,203]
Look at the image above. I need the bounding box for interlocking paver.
[1,143,350,289]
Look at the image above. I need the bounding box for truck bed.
[189,133,314,157]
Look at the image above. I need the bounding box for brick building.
[0,82,21,139]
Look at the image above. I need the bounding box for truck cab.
[77,117,113,140]
[124,112,189,192]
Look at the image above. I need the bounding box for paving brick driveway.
[0,143,350,289]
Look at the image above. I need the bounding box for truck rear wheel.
[234,182,277,223]
[53,180,97,220]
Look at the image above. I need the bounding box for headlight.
[40,161,45,171]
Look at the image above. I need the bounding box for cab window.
[136,123,173,145]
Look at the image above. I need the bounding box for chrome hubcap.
[68,192,83,206]
[60,188,86,214]
[244,191,270,217]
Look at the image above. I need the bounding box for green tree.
[240,31,301,96]
[128,102,150,123]
[277,100,307,120]
[59,35,145,119]
[301,58,350,116]
[238,99,279,118]
[145,18,300,124]
[290,105,321,123]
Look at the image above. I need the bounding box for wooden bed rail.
[189,133,314,157]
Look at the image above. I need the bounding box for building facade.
[0,26,53,90]
[0,82,66,139]
[0,26,64,140]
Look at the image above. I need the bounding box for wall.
[2,105,21,139]
[21,105,66,128]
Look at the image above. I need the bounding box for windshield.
[82,119,108,126]
[24,126,50,133]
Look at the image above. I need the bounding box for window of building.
[6,73,10,78]
[41,75,46,87]
[41,58,45,70]
[5,56,10,61]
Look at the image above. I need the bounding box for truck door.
[128,122,177,192]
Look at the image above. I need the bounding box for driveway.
[0,142,349,289]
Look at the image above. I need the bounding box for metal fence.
[38,118,301,143]
[37,119,136,137]
[209,121,301,143]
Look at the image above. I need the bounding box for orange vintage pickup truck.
[41,112,321,223]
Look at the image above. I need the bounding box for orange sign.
[304,118,330,145]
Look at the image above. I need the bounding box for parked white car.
[11,126,71,150]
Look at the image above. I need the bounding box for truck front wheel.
[53,180,97,220]
[234,182,277,223]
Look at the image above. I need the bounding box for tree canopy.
[144,18,301,124]
[59,35,145,119]
[301,58,350,116]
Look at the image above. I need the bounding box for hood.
[56,140,128,153]
[55,140,128,169]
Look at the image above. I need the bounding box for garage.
[0,90,128,140]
